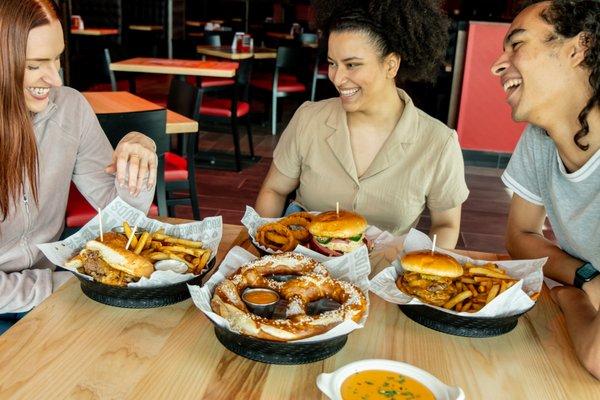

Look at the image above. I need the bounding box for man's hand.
[105,132,157,197]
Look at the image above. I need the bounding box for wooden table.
[186,20,224,28]
[0,223,598,399]
[83,91,198,135]
[196,45,277,60]
[70,28,119,36]
[266,31,294,41]
[110,57,238,78]
[128,25,163,32]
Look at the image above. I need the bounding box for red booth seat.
[200,98,250,118]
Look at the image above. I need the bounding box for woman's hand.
[105,132,157,196]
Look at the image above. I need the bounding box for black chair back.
[102,48,118,91]
[167,79,202,121]
[97,109,168,151]
[236,60,253,101]
[96,109,169,214]
[275,47,303,69]
[165,80,202,219]
[204,34,221,47]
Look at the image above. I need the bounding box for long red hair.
[0,0,60,221]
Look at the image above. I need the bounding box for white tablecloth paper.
[241,205,396,263]
[188,244,371,343]
[370,229,547,318]
[37,197,222,288]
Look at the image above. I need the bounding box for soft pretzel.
[211,253,367,341]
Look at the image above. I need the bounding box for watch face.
[578,263,600,280]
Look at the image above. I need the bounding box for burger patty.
[77,250,137,286]
[399,272,458,306]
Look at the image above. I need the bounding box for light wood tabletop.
[110,57,238,78]
[70,28,119,36]
[82,91,198,135]
[128,25,163,32]
[196,45,277,60]
[0,222,598,399]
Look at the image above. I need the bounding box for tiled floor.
[133,75,536,255]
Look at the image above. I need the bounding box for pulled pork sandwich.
[308,210,370,257]
[396,251,463,306]
[66,232,154,286]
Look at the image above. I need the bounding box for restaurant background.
[55,0,539,253]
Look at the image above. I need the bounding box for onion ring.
[256,222,297,252]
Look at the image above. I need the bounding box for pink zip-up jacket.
[0,87,154,313]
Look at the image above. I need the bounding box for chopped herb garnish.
[365,380,374,385]
[378,389,399,397]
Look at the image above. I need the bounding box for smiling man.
[491,0,600,378]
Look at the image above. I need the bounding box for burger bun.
[308,210,367,239]
[401,251,463,278]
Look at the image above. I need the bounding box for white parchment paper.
[370,229,546,317]
[37,197,222,288]
[188,244,371,343]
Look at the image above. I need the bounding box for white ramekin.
[316,359,465,400]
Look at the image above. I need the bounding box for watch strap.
[574,262,600,289]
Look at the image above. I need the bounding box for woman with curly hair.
[0,0,157,330]
[255,0,468,249]
[492,0,600,378]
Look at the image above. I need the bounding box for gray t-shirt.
[502,124,600,270]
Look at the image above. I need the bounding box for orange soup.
[341,370,435,400]
[243,289,279,305]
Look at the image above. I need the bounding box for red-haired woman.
[0,0,157,329]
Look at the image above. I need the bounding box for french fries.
[123,221,138,248]
[117,222,212,275]
[443,290,473,309]
[433,261,536,313]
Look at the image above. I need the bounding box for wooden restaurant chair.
[96,108,201,218]
[188,34,236,93]
[163,79,202,219]
[310,51,329,102]
[198,60,255,171]
[85,48,130,92]
[250,47,307,135]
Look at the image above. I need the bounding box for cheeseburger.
[308,210,369,256]
[396,251,463,306]
[66,232,154,287]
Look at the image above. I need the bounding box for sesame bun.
[401,251,463,278]
[308,210,367,238]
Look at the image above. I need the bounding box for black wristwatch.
[574,262,600,289]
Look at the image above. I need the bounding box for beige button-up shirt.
[273,89,469,234]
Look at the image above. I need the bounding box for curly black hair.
[545,1,600,151]
[521,0,600,150]
[312,0,449,83]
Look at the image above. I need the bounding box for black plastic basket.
[213,323,347,364]
[76,258,216,309]
[399,304,534,338]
